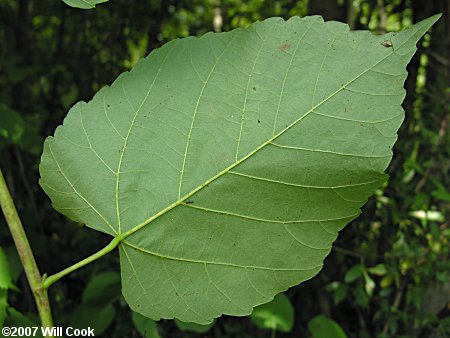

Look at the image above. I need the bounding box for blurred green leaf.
[3,246,22,283]
[0,104,24,145]
[431,185,450,202]
[0,247,18,291]
[362,271,375,297]
[308,315,348,338]
[353,284,369,308]
[70,304,115,335]
[0,290,7,328]
[367,264,387,276]
[131,311,160,338]
[344,264,363,283]
[17,115,43,155]
[410,210,445,222]
[82,271,121,307]
[250,293,294,333]
[326,282,348,305]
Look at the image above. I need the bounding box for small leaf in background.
[368,264,387,276]
[380,274,393,288]
[131,311,161,338]
[18,115,44,156]
[308,315,348,338]
[344,264,363,283]
[70,304,115,335]
[353,285,369,308]
[362,271,376,297]
[3,246,22,283]
[326,282,348,305]
[250,293,294,333]
[62,0,109,10]
[431,185,450,202]
[175,318,215,333]
[0,290,8,328]
[410,210,445,222]
[81,271,121,307]
[68,272,119,335]
[0,247,18,291]
[0,104,24,145]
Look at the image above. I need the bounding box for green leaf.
[250,293,294,332]
[18,115,44,155]
[3,246,22,283]
[131,311,161,338]
[326,282,348,305]
[39,15,440,324]
[82,271,121,307]
[308,315,348,338]
[344,264,363,283]
[410,210,445,222]
[0,247,18,291]
[62,0,109,10]
[367,264,387,276]
[0,291,8,328]
[70,304,115,335]
[175,319,215,334]
[353,284,369,308]
[431,185,450,202]
[0,104,24,145]
[362,270,375,297]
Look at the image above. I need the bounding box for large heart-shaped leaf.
[39,15,440,323]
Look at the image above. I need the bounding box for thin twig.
[382,279,406,335]
[333,245,365,259]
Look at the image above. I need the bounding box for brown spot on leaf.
[278,43,290,52]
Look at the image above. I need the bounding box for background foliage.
[0,0,448,337]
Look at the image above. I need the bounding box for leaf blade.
[39,15,440,323]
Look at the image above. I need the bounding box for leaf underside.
[62,0,109,10]
[39,15,439,324]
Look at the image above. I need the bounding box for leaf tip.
[417,13,442,30]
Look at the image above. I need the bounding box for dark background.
[0,0,449,337]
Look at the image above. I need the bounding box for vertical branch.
[346,0,356,30]
[213,0,223,33]
[377,0,387,33]
[0,168,54,331]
